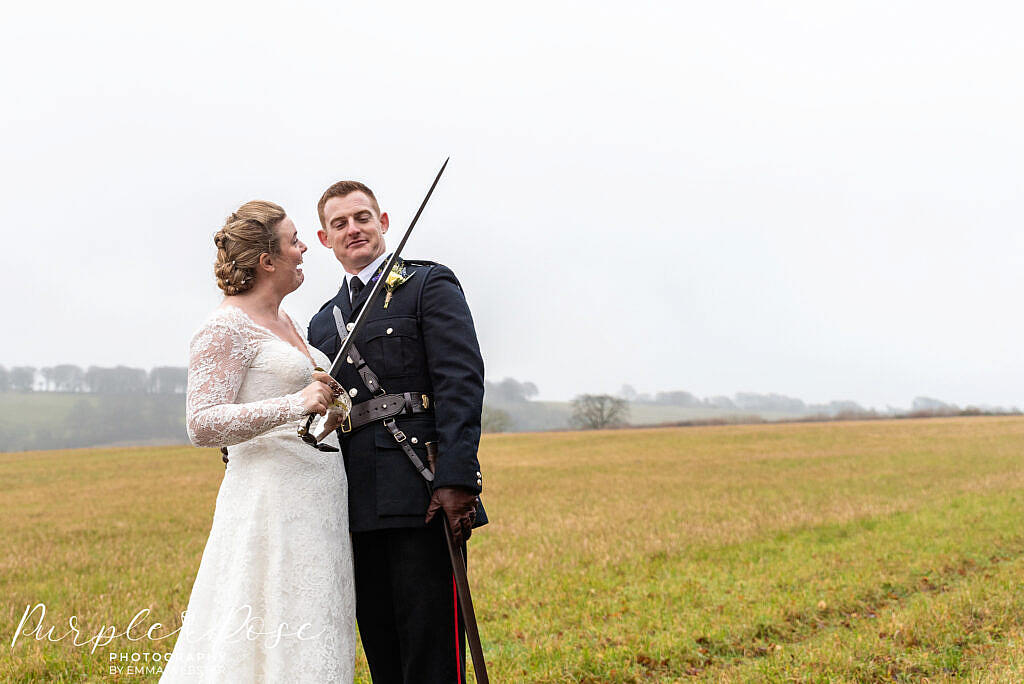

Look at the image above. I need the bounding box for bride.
[160,201,356,683]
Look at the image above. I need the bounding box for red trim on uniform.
[453,574,461,683]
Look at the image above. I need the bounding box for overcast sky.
[1,1,1021,408]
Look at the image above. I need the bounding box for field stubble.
[2,416,1023,682]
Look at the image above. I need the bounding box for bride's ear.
[259,252,275,273]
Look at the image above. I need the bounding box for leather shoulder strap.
[331,305,433,481]
[332,305,385,397]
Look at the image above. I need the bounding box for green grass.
[2,416,1024,681]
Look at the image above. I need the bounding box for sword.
[297,159,491,679]
[298,157,449,449]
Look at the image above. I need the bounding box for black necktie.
[349,276,363,302]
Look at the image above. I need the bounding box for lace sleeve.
[186,319,307,448]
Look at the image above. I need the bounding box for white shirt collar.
[344,251,390,295]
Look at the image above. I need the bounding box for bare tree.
[569,394,629,430]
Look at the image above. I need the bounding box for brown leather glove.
[425,486,478,545]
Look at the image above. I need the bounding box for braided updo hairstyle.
[213,200,287,295]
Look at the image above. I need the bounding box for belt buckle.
[340,412,352,434]
[421,394,430,410]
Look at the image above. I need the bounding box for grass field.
[2,416,1024,682]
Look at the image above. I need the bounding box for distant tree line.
[0,394,188,452]
[619,384,852,414]
[483,379,635,432]
[620,385,1021,418]
[484,381,1023,434]
[481,377,542,433]
[5,368,541,401]
[0,365,187,394]
[484,377,539,403]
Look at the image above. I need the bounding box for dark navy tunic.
[307,259,488,533]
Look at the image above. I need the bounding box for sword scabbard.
[425,441,489,683]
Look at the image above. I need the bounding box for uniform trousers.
[352,520,468,684]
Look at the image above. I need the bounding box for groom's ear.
[379,212,389,234]
[317,228,331,248]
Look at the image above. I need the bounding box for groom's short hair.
[317,181,381,227]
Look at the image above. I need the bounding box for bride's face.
[265,217,307,293]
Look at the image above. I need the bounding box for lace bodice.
[186,305,322,448]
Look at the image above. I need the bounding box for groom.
[307,180,487,683]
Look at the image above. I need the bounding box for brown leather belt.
[343,392,433,433]
[330,305,435,482]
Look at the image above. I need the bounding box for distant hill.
[0,392,187,452]
[485,399,805,432]
[3,391,1012,452]
[0,392,800,452]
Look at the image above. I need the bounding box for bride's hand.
[300,371,343,416]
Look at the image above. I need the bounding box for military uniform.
[308,256,486,683]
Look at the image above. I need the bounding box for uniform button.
[347,356,353,364]
[386,327,394,334]
[349,388,358,397]
[475,471,481,477]
[411,437,418,444]
[476,478,482,487]
[346,322,354,331]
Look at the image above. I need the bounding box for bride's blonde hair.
[213,201,287,295]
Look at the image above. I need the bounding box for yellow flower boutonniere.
[383,261,415,308]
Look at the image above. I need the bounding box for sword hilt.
[297,367,341,452]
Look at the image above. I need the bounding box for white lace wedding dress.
[160,305,355,683]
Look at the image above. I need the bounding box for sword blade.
[299,158,450,442]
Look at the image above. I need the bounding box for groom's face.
[318,192,390,273]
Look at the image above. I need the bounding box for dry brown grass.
[2,416,1024,681]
